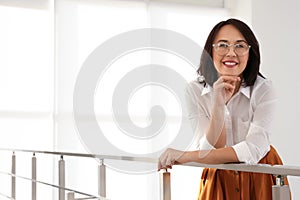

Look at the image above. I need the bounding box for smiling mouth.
[223,61,238,68]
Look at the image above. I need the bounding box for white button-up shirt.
[185,76,276,164]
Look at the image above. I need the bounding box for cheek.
[212,53,222,65]
[212,54,223,72]
[240,56,249,68]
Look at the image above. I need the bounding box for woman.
[158,18,289,199]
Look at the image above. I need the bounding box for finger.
[158,151,170,168]
[220,76,240,84]
[159,165,172,171]
[166,156,173,167]
[158,162,172,171]
[159,156,167,168]
[158,161,162,171]
[214,76,238,88]
[166,165,172,169]
[222,82,235,91]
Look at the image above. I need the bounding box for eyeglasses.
[212,41,251,56]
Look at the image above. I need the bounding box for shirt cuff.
[199,135,215,150]
[232,141,254,164]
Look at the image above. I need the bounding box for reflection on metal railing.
[0,148,299,200]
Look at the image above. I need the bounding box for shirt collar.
[201,84,250,99]
[201,84,212,96]
[240,86,250,99]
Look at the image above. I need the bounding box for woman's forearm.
[179,147,239,164]
[205,104,226,148]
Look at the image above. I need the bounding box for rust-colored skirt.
[198,146,289,200]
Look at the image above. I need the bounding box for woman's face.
[212,24,249,77]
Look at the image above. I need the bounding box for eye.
[217,42,229,48]
[235,43,247,49]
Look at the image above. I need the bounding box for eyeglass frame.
[212,41,251,56]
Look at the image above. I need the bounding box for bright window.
[0,0,228,199]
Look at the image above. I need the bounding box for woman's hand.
[158,148,185,171]
[213,75,241,104]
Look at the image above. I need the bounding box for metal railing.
[0,148,299,200]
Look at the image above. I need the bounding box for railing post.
[272,175,291,200]
[98,159,106,198]
[11,152,16,199]
[67,192,75,200]
[160,169,171,200]
[59,155,65,200]
[32,153,37,200]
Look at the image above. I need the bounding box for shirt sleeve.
[185,82,211,150]
[232,80,276,164]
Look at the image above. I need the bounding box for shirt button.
[225,109,230,115]
[235,188,240,192]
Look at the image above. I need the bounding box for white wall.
[251,0,300,198]
[225,0,300,197]
[225,0,252,24]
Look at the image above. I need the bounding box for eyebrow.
[216,39,248,43]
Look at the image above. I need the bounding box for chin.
[220,71,238,76]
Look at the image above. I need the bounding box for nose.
[226,45,237,56]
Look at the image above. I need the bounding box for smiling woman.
[158,18,290,200]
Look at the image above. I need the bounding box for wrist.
[177,151,191,164]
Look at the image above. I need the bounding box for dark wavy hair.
[197,18,264,86]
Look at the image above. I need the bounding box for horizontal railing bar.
[0,148,158,163]
[0,192,14,200]
[2,148,300,177]
[95,155,157,163]
[0,171,101,199]
[184,162,300,177]
[0,148,96,158]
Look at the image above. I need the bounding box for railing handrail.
[1,147,300,177]
[0,148,157,163]
[184,162,300,177]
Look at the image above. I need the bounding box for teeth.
[224,62,236,66]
